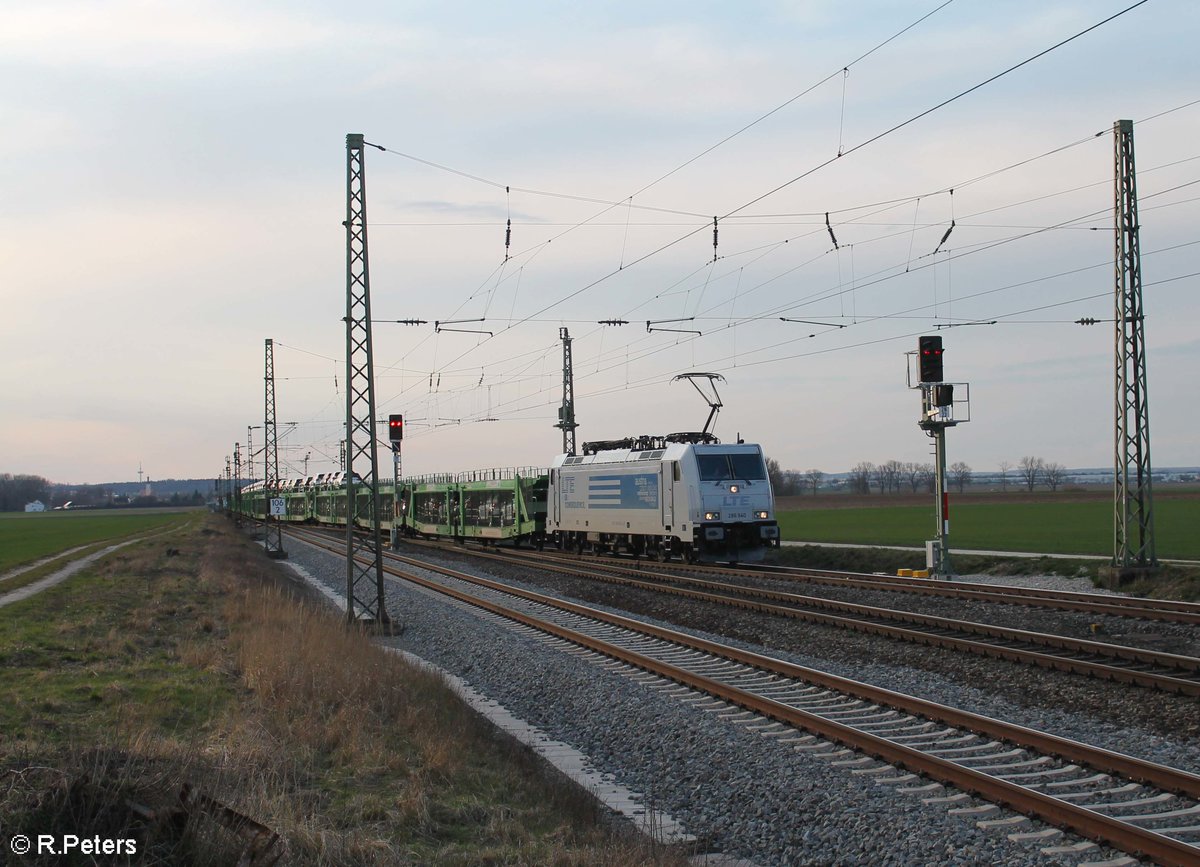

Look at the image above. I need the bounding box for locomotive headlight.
[704,511,720,521]
[729,485,739,493]
[755,510,769,519]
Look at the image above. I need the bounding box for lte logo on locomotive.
[721,495,752,507]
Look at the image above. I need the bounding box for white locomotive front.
[547,438,779,563]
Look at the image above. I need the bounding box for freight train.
[233,434,779,563]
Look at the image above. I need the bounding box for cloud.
[5,0,1198,483]
[0,1,409,70]
[395,200,544,222]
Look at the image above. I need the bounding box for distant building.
[24,500,46,512]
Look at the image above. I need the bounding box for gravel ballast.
[269,533,1168,866]
[434,546,1200,749]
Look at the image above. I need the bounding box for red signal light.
[918,336,944,382]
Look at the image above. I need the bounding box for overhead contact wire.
[725,0,1153,220]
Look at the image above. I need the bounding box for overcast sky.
[3,0,1197,485]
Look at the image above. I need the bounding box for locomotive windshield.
[697,452,767,482]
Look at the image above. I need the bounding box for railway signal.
[387,413,404,550]
[908,338,970,581]
[918,335,944,383]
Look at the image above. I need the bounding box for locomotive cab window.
[697,453,767,482]
[697,455,733,481]
[729,454,766,481]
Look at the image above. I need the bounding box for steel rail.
[725,561,1200,621]
[533,549,1200,623]
[287,528,1200,865]
[288,531,1200,793]
[396,539,1200,695]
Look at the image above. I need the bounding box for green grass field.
[777,499,1200,560]
[0,510,192,572]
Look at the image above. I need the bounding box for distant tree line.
[0,473,206,511]
[1011,456,1068,492]
[0,474,51,511]
[765,454,1074,497]
[847,460,942,495]
[766,459,824,496]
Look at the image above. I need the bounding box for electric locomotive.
[547,433,779,563]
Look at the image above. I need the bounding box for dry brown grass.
[0,516,694,865]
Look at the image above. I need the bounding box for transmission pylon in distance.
[1112,118,1157,576]
[343,133,390,627]
[263,338,286,559]
[555,327,579,455]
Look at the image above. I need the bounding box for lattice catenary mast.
[555,327,579,456]
[263,338,286,558]
[1112,119,1156,574]
[343,133,389,625]
[233,441,242,528]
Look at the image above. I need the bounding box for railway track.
[273,520,1200,623]
[662,556,1200,624]
[391,537,1200,696]
[288,526,1200,865]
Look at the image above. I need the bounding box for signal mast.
[909,336,970,579]
[388,414,403,549]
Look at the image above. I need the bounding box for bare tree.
[949,461,973,493]
[849,462,874,495]
[918,463,935,493]
[1018,456,1044,492]
[873,458,892,492]
[878,459,903,494]
[870,459,902,494]
[766,457,786,494]
[1043,462,1068,491]
[783,470,804,496]
[903,462,922,492]
[998,460,1012,492]
[805,468,824,496]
